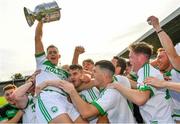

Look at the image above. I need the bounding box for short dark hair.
[95,60,115,76]
[3,84,17,93]
[69,64,83,71]
[128,42,153,59]
[113,56,127,75]
[83,59,94,65]
[47,44,59,52]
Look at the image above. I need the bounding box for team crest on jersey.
[51,106,58,113]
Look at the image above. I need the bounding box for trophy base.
[24,7,35,27]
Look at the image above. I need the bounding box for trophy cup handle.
[24,7,35,27]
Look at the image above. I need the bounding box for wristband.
[157,29,164,34]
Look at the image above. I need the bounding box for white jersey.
[170,69,180,101]
[166,43,180,121]
[23,95,36,123]
[35,53,69,95]
[91,80,135,123]
[170,68,180,121]
[172,43,180,97]
[114,75,131,88]
[79,87,100,123]
[137,63,174,123]
[114,75,134,111]
[79,87,99,103]
[35,53,80,123]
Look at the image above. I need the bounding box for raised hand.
[72,46,85,64]
[147,16,161,31]
[75,46,85,55]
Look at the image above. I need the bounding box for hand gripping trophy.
[24,1,61,27]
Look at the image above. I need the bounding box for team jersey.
[35,53,80,123]
[114,75,131,88]
[137,63,174,123]
[170,69,180,121]
[170,42,180,102]
[79,87,99,103]
[22,95,36,123]
[79,87,100,123]
[170,69,180,102]
[0,103,21,122]
[129,71,138,81]
[35,53,69,95]
[91,79,135,123]
[166,43,180,121]
[114,75,134,111]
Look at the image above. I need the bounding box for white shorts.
[23,108,37,123]
[36,90,80,123]
[171,98,180,121]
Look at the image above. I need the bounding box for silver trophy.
[24,1,61,27]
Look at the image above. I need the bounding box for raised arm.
[72,46,85,64]
[35,21,45,54]
[147,16,180,70]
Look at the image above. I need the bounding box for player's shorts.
[36,90,80,123]
[171,98,180,121]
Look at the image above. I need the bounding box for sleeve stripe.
[91,89,98,99]
[89,89,97,100]
[138,85,154,97]
[143,63,150,80]
[35,52,45,57]
[88,90,94,101]
[91,101,107,115]
[138,63,154,97]
[174,68,180,73]
[0,117,8,121]
[172,113,180,117]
